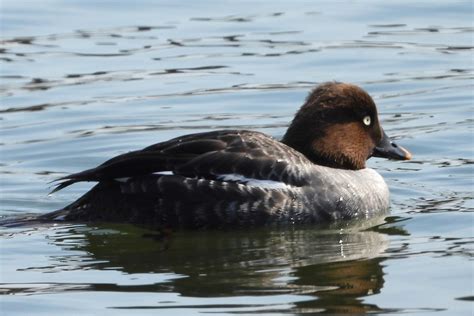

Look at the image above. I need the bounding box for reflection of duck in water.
[15,219,392,313]
[43,82,411,229]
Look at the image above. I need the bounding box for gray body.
[44,130,390,229]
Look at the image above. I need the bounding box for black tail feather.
[49,179,79,194]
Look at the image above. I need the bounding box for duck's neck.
[281,132,365,171]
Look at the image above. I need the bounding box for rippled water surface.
[1,1,473,315]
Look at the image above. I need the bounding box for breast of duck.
[42,82,411,229]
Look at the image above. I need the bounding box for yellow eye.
[363,116,371,126]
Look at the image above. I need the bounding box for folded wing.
[51,130,313,193]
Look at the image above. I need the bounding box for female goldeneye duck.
[42,82,411,229]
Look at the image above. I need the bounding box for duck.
[41,82,411,229]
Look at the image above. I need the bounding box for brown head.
[282,82,411,170]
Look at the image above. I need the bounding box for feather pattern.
[51,130,313,193]
[43,130,389,229]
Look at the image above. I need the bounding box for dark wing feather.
[51,130,313,193]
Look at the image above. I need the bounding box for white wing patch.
[114,171,289,190]
[152,171,174,175]
[115,171,174,183]
[216,173,290,190]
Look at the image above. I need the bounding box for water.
[1,0,473,314]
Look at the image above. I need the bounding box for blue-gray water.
[1,1,473,315]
